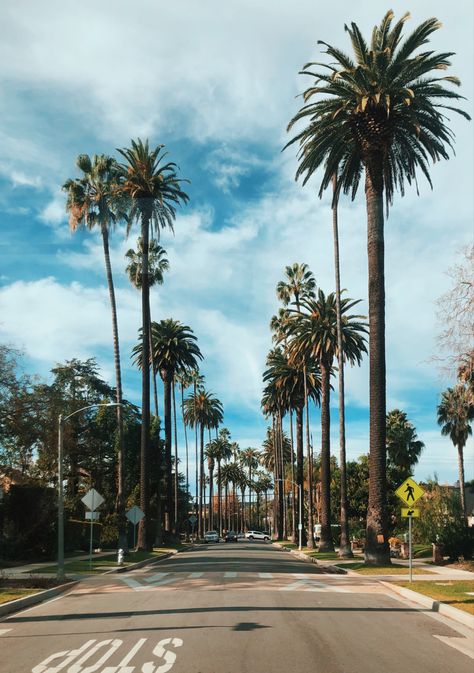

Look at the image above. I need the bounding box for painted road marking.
[145,573,169,583]
[0,629,12,636]
[433,636,474,660]
[189,572,204,578]
[117,637,147,666]
[259,573,273,579]
[224,572,237,578]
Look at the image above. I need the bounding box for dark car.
[224,531,238,542]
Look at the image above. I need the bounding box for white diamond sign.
[126,505,145,525]
[81,488,104,512]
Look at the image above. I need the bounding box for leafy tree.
[286,10,470,564]
[117,139,189,549]
[386,409,424,478]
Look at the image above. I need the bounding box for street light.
[57,402,121,582]
[276,478,303,551]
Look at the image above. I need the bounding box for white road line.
[433,636,474,660]
[0,629,12,636]
[189,572,204,578]
[121,578,150,591]
[118,637,147,666]
[145,572,169,583]
[224,572,237,578]
[259,573,273,579]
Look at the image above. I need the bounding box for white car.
[203,530,219,543]
[245,530,270,541]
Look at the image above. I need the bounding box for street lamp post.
[276,478,303,551]
[57,402,121,583]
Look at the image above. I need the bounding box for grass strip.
[27,550,167,574]
[394,580,474,615]
[334,562,434,575]
[0,588,42,605]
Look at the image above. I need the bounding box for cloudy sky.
[0,0,472,488]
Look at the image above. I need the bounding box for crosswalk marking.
[0,629,12,636]
[224,572,237,578]
[145,572,169,583]
[259,573,273,579]
[189,572,204,578]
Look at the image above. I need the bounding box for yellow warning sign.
[401,508,420,518]
[395,477,425,507]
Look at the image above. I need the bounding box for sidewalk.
[1,551,118,579]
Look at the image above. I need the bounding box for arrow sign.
[395,478,425,507]
[401,507,420,518]
[81,488,104,512]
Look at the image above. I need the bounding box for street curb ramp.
[0,581,78,618]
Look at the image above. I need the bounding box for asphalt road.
[1,542,473,672]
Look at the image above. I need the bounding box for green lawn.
[28,550,168,574]
[394,580,474,615]
[0,588,42,605]
[334,562,434,575]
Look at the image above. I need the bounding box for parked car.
[203,530,219,543]
[245,530,270,541]
[224,531,238,542]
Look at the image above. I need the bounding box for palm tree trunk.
[305,372,315,549]
[138,210,151,551]
[194,383,199,532]
[199,423,204,538]
[209,462,215,530]
[181,384,189,508]
[173,379,179,535]
[295,405,307,546]
[162,370,172,535]
[217,460,222,535]
[319,361,334,552]
[457,443,467,521]
[100,224,127,550]
[290,409,296,543]
[332,175,353,559]
[365,166,390,565]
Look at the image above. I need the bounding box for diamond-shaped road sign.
[395,477,425,507]
[126,505,145,525]
[188,515,197,524]
[401,508,420,518]
[81,488,104,512]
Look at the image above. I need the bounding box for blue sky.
[0,0,472,489]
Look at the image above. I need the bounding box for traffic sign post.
[81,488,105,572]
[188,515,197,542]
[126,506,145,550]
[396,479,425,583]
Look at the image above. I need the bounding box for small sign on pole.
[126,506,145,550]
[81,488,105,571]
[396,478,424,582]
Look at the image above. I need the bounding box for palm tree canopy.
[262,347,322,415]
[183,389,224,430]
[125,237,169,289]
[132,319,202,377]
[286,11,470,207]
[276,263,316,308]
[285,289,368,370]
[116,139,189,235]
[63,154,127,232]
[386,409,424,471]
[240,447,260,472]
[437,384,473,449]
[260,427,291,472]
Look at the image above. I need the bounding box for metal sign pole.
[409,515,412,583]
[89,514,94,572]
[134,522,137,551]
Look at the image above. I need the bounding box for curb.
[380,581,474,630]
[272,542,347,575]
[107,550,178,574]
[0,581,78,618]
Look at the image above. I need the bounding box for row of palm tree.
[283,11,470,563]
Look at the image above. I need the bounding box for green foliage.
[2,484,56,560]
[413,483,473,559]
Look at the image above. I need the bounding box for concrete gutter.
[272,542,347,574]
[381,581,474,630]
[0,581,78,618]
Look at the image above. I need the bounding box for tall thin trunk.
[295,405,307,546]
[150,321,159,419]
[162,370,172,535]
[332,175,353,559]
[305,372,315,549]
[319,361,334,552]
[290,409,296,543]
[181,383,189,536]
[173,379,178,535]
[199,423,204,538]
[100,224,127,550]
[217,460,222,535]
[365,166,390,565]
[208,460,214,530]
[457,443,467,521]
[137,210,151,550]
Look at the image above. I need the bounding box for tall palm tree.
[117,139,189,549]
[286,11,469,564]
[125,238,169,417]
[208,428,232,535]
[220,461,237,532]
[183,389,223,537]
[133,319,202,535]
[437,385,473,521]
[386,409,425,474]
[63,153,128,548]
[240,447,260,528]
[276,263,317,546]
[175,369,194,510]
[286,290,367,551]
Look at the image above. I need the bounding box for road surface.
[1,542,472,672]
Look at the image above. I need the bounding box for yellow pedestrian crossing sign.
[395,477,425,506]
[401,508,420,518]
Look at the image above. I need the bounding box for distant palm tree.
[125,238,169,417]
[63,153,128,548]
[386,409,424,474]
[240,447,260,528]
[286,290,367,551]
[117,139,189,549]
[437,385,473,521]
[208,428,232,535]
[286,10,470,564]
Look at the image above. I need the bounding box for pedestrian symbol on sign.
[404,483,415,502]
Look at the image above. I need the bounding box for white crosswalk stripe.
[0,629,12,636]
[224,571,237,578]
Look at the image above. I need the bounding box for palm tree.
[175,369,194,510]
[386,409,425,474]
[183,389,223,537]
[208,428,232,535]
[240,447,260,528]
[437,385,473,521]
[133,319,202,536]
[255,472,273,530]
[286,11,469,564]
[63,153,128,548]
[286,290,367,551]
[276,263,317,546]
[117,139,189,549]
[220,461,237,532]
[125,238,169,417]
